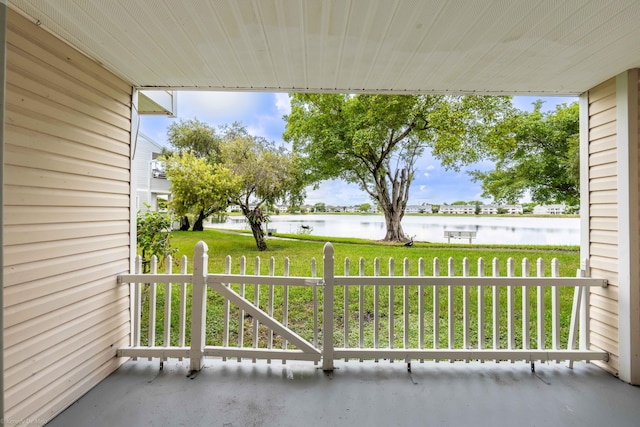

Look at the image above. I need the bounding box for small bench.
[444,230,476,244]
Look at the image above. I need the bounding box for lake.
[207,214,580,246]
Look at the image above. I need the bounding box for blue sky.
[139,92,576,206]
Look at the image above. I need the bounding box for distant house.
[406,204,432,214]
[480,204,498,214]
[440,204,476,214]
[134,133,171,212]
[533,204,566,215]
[503,204,524,214]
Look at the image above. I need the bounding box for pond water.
[207,214,580,246]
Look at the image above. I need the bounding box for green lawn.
[140,230,581,354]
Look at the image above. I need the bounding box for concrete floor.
[47,358,640,427]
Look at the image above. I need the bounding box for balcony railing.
[117,241,608,372]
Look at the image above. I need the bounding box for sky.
[138,92,576,206]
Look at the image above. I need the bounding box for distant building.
[503,204,523,214]
[533,204,566,215]
[480,204,498,214]
[440,204,476,214]
[406,204,433,214]
[134,133,171,212]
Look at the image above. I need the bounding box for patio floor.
[47,358,640,427]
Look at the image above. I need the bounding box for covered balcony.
[50,241,640,426]
[3,1,640,425]
[47,359,640,427]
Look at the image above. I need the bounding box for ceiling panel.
[8,0,640,95]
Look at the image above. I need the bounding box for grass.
[140,230,581,355]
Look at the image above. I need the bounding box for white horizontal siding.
[3,9,132,425]
[134,133,172,211]
[587,78,619,376]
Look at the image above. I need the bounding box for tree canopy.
[163,151,240,231]
[470,101,579,206]
[163,121,305,250]
[283,93,513,241]
[166,118,220,160]
[219,125,306,250]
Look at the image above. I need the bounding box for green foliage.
[220,124,307,209]
[136,205,176,270]
[359,203,371,212]
[471,101,580,205]
[166,118,220,160]
[218,123,307,250]
[163,120,305,249]
[283,93,513,241]
[313,202,326,212]
[164,151,240,218]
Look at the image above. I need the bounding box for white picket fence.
[117,241,609,372]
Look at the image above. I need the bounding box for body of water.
[208,214,580,246]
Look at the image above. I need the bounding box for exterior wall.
[134,133,171,211]
[614,70,640,384]
[3,9,131,424]
[586,78,621,375]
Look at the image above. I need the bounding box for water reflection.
[209,214,579,246]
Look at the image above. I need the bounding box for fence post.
[579,258,591,352]
[190,241,209,372]
[322,242,335,371]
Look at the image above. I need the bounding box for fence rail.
[117,241,608,372]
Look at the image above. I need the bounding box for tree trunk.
[242,205,268,251]
[249,219,267,251]
[192,210,206,231]
[179,216,190,231]
[382,207,406,241]
[375,167,411,242]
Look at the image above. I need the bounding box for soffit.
[8,0,640,95]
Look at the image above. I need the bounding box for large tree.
[163,151,240,231]
[470,101,579,205]
[220,125,306,251]
[165,120,305,250]
[164,118,223,230]
[283,94,512,242]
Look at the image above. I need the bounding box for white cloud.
[304,179,369,206]
[274,93,291,115]
[176,91,261,121]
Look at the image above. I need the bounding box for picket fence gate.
[117,241,608,372]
